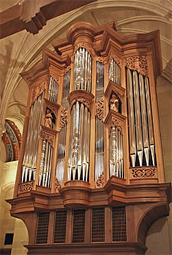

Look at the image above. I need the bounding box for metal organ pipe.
[68,102,91,182]
[127,69,156,167]
[127,69,136,167]
[133,71,143,166]
[21,92,44,183]
[74,48,92,92]
[48,76,58,102]
[109,59,121,86]
[109,126,124,178]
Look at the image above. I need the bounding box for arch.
[1,0,171,133]
[137,203,170,245]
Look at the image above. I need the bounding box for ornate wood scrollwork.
[131,167,157,178]
[68,90,94,111]
[125,56,148,76]
[31,81,46,105]
[96,97,104,120]
[59,107,68,129]
[105,110,126,137]
[18,181,34,193]
[41,126,57,147]
[55,177,62,191]
[95,171,105,188]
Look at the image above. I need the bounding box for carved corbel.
[125,56,148,76]
[31,81,47,106]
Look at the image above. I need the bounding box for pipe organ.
[127,69,156,168]
[9,22,171,255]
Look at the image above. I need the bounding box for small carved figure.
[110,94,119,112]
[44,108,53,128]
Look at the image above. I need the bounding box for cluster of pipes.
[68,101,91,181]
[109,59,121,86]
[39,139,53,187]
[109,126,124,178]
[56,126,67,184]
[74,48,92,92]
[127,69,156,167]
[21,92,44,183]
[48,76,58,102]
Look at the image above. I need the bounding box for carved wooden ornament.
[18,181,34,193]
[31,81,47,105]
[96,97,104,120]
[95,171,105,188]
[125,56,148,76]
[68,90,94,111]
[131,167,157,179]
[59,107,68,130]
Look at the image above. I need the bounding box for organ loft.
[8,21,171,255]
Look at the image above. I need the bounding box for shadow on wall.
[146,217,171,255]
[0,41,13,96]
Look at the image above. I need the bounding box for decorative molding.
[55,177,62,192]
[95,171,105,188]
[131,167,157,178]
[96,97,104,120]
[104,80,125,103]
[74,43,95,57]
[31,81,46,105]
[44,98,60,119]
[125,56,148,76]
[68,90,94,111]
[41,126,57,147]
[18,181,34,193]
[105,110,126,137]
[59,107,68,129]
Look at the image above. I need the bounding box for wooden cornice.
[6,180,171,213]
[0,0,97,39]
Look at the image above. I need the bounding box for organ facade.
[8,22,171,255]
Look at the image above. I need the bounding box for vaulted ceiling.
[0,0,171,134]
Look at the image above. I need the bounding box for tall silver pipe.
[127,69,136,167]
[145,77,155,166]
[133,71,143,166]
[139,74,149,166]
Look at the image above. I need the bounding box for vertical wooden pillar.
[85,208,92,243]
[47,211,55,244]
[121,58,130,184]
[147,54,164,183]
[89,57,96,187]
[66,209,73,243]
[104,61,110,184]
[105,207,112,243]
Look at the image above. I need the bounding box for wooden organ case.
[8,22,171,255]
